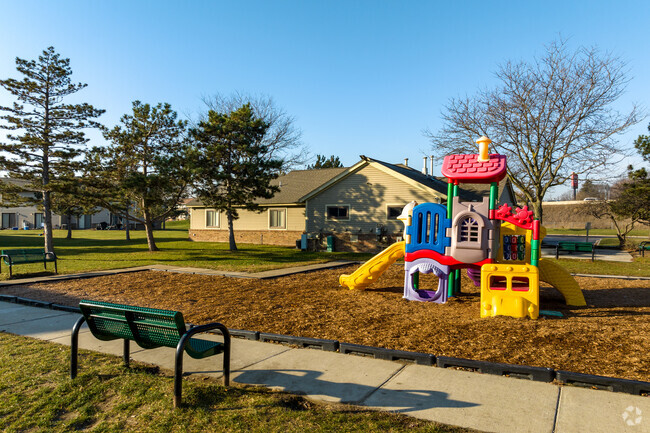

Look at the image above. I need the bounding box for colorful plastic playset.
[339,137,586,319]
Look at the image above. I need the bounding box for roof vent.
[404,158,408,167]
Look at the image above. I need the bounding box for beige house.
[187,156,517,251]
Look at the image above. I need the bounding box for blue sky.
[0,1,648,197]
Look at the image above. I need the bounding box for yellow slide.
[339,241,405,290]
[538,259,587,306]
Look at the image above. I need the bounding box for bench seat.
[555,241,596,261]
[71,300,230,408]
[0,248,57,278]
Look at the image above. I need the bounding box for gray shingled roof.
[185,167,347,207]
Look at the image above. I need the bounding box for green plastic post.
[489,182,498,210]
[447,272,455,298]
[454,269,461,294]
[413,272,419,290]
[446,182,454,219]
[530,239,540,267]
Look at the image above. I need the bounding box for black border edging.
[340,342,435,366]
[51,304,81,313]
[14,297,52,309]
[436,356,555,382]
[3,295,650,396]
[259,332,339,351]
[228,329,260,341]
[0,294,17,303]
[556,370,650,395]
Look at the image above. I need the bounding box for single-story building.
[187,155,517,252]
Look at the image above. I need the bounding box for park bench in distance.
[555,241,596,261]
[640,241,650,258]
[0,248,57,278]
[71,300,231,408]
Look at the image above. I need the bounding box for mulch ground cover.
[3,263,649,382]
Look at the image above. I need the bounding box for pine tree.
[307,154,343,169]
[0,47,104,252]
[88,101,190,251]
[190,103,283,251]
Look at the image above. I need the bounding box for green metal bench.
[640,241,650,258]
[555,241,596,261]
[0,248,57,278]
[71,300,231,408]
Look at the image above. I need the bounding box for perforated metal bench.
[555,241,596,261]
[71,300,231,408]
[0,248,57,278]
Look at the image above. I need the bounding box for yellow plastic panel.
[480,263,539,319]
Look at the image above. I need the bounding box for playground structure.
[339,137,586,319]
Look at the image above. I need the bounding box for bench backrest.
[557,242,593,251]
[1,248,48,265]
[79,300,186,350]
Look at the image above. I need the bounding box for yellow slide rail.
[339,241,405,290]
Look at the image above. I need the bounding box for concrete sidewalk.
[1,301,648,433]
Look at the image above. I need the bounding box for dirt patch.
[3,265,650,382]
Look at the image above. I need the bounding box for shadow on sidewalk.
[234,368,478,414]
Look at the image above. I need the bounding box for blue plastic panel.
[406,203,451,254]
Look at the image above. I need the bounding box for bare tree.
[200,92,306,170]
[426,39,641,222]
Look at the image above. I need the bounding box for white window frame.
[206,209,220,228]
[325,204,350,221]
[268,207,287,230]
[386,204,403,221]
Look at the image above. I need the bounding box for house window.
[386,206,402,220]
[326,205,349,220]
[206,210,219,227]
[269,208,286,229]
[34,213,44,228]
[2,213,16,229]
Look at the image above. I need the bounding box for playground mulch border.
[2,265,649,382]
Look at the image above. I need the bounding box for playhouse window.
[459,217,480,243]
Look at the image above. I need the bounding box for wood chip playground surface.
[2,264,649,382]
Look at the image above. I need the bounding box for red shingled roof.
[441,153,507,183]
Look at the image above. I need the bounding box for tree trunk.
[227,211,237,251]
[531,199,543,223]
[617,233,625,249]
[66,213,72,239]
[43,190,54,253]
[125,206,131,241]
[142,206,158,252]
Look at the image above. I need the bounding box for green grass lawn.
[0,333,469,433]
[553,256,650,277]
[0,220,647,280]
[0,221,371,280]
[545,227,650,237]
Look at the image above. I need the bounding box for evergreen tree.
[88,101,190,251]
[190,103,283,251]
[49,170,98,239]
[0,47,104,252]
[307,154,343,169]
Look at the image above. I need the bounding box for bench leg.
[174,343,185,408]
[71,316,86,379]
[123,339,130,367]
[54,259,58,274]
[555,245,559,260]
